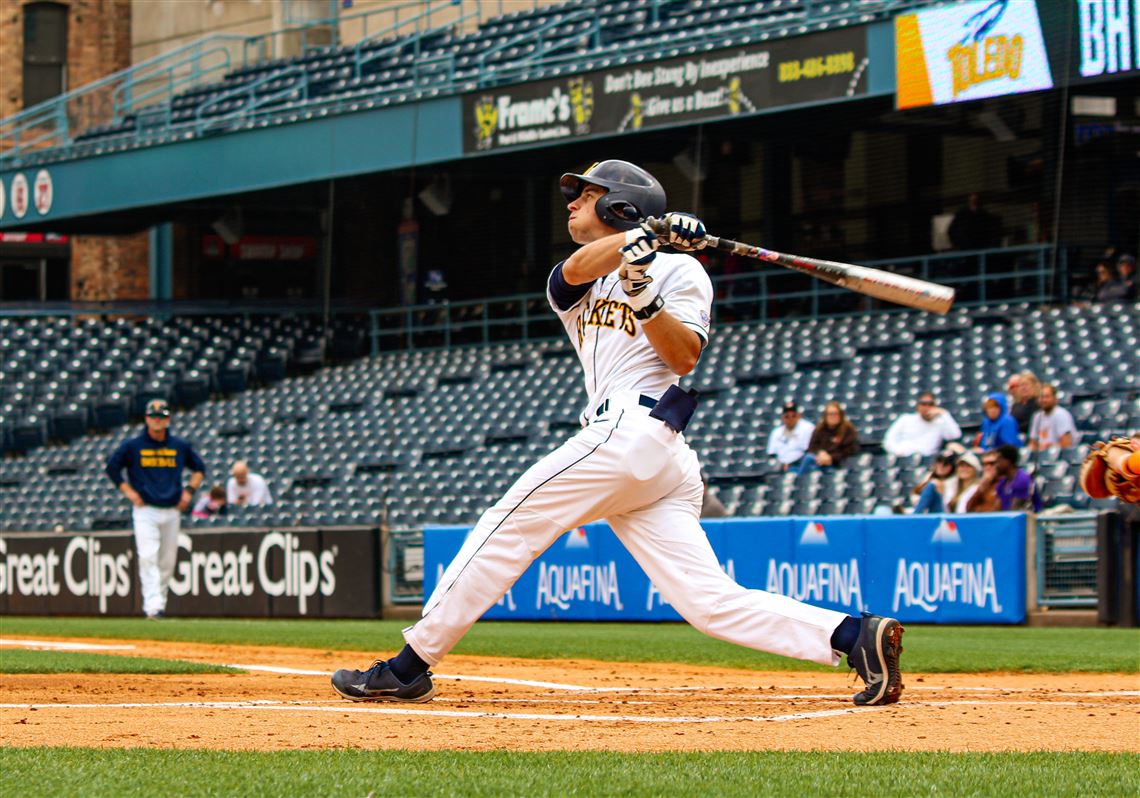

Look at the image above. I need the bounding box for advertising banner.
[424,514,1026,624]
[1038,0,1140,84]
[0,527,380,617]
[462,27,869,153]
[895,0,1054,109]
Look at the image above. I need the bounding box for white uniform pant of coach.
[405,393,849,667]
[132,505,181,616]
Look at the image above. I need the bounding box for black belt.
[595,394,657,417]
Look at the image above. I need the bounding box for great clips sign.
[424,514,1026,624]
[0,528,379,617]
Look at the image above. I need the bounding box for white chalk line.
[0,697,1120,724]
[0,639,137,651]
[0,701,870,724]
[5,641,1135,702]
[224,665,1140,699]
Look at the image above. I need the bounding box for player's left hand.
[620,222,659,267]
[664,212,708,251]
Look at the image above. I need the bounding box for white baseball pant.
[131,504,181,616]
[404,392,848,667]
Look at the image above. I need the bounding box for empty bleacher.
[58,0,917,153]
[1,299,1136,532]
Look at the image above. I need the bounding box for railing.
[364,243,1068,353]
[0,0,474,163]
[194,67,310,133]
[1036,512,1099,608]
[475,6,599,80]
[0,243,1069,352]
[1,0,937,165]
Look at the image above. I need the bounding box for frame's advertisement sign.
[0,527,380,617]
[895,0,1054,109]
[425,514,1027,624]
[462,27,868,152]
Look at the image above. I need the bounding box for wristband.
[633,294,665,321]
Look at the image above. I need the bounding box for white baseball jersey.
[405,248,849,672]
[547,251,713,419]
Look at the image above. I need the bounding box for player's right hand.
[620,222,659,267]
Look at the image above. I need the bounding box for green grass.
[0,648,239,674]
[0,748,1135,797]
[2,616,1138,673]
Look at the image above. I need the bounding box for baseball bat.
[643,217,955,315]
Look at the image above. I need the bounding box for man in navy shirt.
[106,399,206,618]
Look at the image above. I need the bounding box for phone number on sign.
[777,51,856,82]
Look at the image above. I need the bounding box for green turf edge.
[0,748,1136,798]
[0,648,241,674]
[3,617,1138,673]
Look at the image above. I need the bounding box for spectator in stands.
[1117,254,1137,300]
[966,451,1003,512]
[950,451,984,512]
[192,485,228,519]
[976,392,1022,451]
[910,449,960,514]
[948,193,999,251]
[1008,370,1040,434]
[987,444,1042,512]
[767,401,814,471]
[1028,383,1077,451]
[227,460,272,507]
[1092,261,1130,302]
[797,400,859,474]
[883,392,962,457]
[700,470,728,518]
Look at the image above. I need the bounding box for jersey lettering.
[139,448,178,468]
[577,297,636,348]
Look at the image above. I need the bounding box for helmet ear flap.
[602,199,641,230]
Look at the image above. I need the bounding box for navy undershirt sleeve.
[548,261,594,311]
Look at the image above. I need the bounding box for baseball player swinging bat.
[643,217,955,315]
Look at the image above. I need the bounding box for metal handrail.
[476,6,598,76]
[1,0,938,165]
[193,67,309,132]
[0,34,254,159]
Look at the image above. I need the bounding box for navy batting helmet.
[559,160,666,231]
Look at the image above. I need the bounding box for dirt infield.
[2,637,1137,753]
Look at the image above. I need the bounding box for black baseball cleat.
[848,612,904,706]
[331,659,436,703]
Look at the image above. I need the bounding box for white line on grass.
[0,639,137,651]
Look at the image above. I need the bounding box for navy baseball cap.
[145,399,171,418]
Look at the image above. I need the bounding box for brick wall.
[0,0,24,119]
[72,232,150,301]
[1,0,149,300]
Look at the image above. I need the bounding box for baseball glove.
[1080,438,1140,504]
